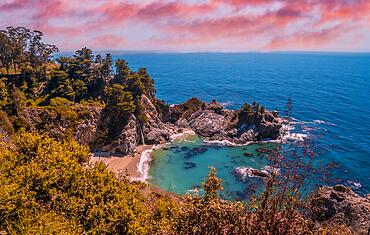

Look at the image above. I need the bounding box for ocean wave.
[133,130,197,182]
[288,117,336,127]
[131,147,155,182]
[219,101,235,108]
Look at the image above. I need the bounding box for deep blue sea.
[66,52,370,197]
[113,52,370,197]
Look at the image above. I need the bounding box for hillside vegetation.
[0,26,357,234]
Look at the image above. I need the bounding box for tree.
[125,73,145,98]
[0,131,151,234]
[105,84,136,113]
[0,77,9,109]
[114,59,130,84]
[137,68,155,100]
[0,26,58,76]
[0,31,12,74]
[102,53,112,78]
[202,167,223,201]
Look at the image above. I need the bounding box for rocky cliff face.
[80,97,283,155]
[311,185,370,234]
[14,96,283,156]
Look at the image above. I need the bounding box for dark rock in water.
[180,146,190,151]
[205,99,224,114]
[192,147,208,154]
[243,152,253,157]
[183,147,207,159]
[256,148,269,153]
[173,146,190,153]
[184,152,196,159]
[207,144,223,150]
[311,185,370,234]
[184,161,197,169]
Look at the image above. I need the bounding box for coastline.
[90,145,153,180]
[90,129,196,182]
[90,123,308,183]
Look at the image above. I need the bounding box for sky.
[1,0,370,52]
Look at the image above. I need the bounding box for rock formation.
[12,96,283,156]
[311,185,370,234]
[169,99,283,144]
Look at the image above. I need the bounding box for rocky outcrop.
[169,99,283,144]
[311,185,370,234]
[75,106,102,146]
[140,95,181,145]
[18,96,283,156]
[233,166,280,181]
[99,113,137,155]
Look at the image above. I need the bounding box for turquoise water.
[149,135,277,199]
[60,52,370,195]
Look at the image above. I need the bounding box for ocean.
[117,52,370,197]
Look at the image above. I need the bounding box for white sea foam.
[204,139,250,146]
[354,182,362,188]
[170,130,196,141]
[132,130,197,182]
[130,147,155,182]
[219,101,234,108]
[263,165,281,175]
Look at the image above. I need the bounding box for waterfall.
[137,121,145,145]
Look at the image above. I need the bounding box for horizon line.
[57,49,370,54]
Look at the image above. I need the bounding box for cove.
[148,134,278,200]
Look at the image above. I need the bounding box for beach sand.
[90,145,153,179]
[90,129,196,181]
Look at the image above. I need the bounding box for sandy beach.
[90,130,196,181]
[90,145,153,179]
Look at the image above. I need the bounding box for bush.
[0,131,151,234]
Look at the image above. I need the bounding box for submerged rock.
[184,161,197,170]
[311,185,370,234]
[243,152,253,157]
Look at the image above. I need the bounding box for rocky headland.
[73,96,284,156]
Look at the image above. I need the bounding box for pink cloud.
[0,0,369,51]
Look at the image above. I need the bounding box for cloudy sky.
[1,0,370,52]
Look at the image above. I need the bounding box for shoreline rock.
[311,185,370,234]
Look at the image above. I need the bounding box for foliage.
[0,26,58,76]
[0,131,152,234]
[0,26,157,141]
[105,84,136,113]
[0,26,353,234]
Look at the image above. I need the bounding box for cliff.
[2,95,283,156]
[77,96,283,155]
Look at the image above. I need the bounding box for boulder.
[311,185,370,234]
